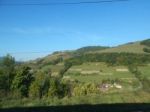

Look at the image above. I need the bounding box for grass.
[90,42,148,54]
[65,62,135,83]
[138,65,150,78]
[64,62,146,93]
[1,91,150,108]
[41,64,64,73]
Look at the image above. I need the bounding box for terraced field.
[63,62,141,92]
[65,62,135,82]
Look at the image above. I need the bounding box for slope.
[89,41,150,54]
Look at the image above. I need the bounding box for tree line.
[0,55,99,100]
[65,53,150,66]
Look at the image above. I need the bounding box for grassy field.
[65,62,135,82]
[63,62,150,93]
[1,91,150,108]
[89,42,148,54]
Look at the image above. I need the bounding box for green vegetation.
[76,46,109,54]
[0,39,150,108]
[140,39,150,53]
[96,42,147,53]
[12,66,34,97]
[140,39,150,47]
[0,54,15,95]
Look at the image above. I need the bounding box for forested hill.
[26,39,150,67]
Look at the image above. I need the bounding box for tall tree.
[12,66,34,97]
[0,54,15,95]
[29,71,50,98]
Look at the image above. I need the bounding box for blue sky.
[0,0,150,61]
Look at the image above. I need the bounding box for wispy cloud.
[11,27,53,34]
[0,26,105,45]
[0,26,53,34]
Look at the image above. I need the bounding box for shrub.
[72,83,99,96]
[29,71,50,98]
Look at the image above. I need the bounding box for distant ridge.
[87,39,150,54]
[28,39,150,65]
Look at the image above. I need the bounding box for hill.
[1,39,150,108]
[26,39,150,70]
[88,41,150,54]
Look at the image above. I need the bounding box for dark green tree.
[29,71,50,98]
[12,66,34,97]
[48,78,69,98]
[0,54,15,95]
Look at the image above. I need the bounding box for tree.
[0,54,15,95]
[12,66,34,97]
[48,78,60,97]
[143,48,150,53]
[48,78,69,98]
[72,83,99,96]
[29,71,50,98]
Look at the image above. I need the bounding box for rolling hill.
[1,39,150,108]
[27,39,150,68]
[88,41,150,54]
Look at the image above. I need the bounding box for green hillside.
[90,42,148,54]
[0,39,150,108]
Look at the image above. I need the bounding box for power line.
[0,0,130,6]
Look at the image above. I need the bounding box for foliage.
[59,62,72,77]
[29,71,50,98]
[76,46,109,54]
[72,83,99,96]
[128,64,150,92]
[12,66,34,97]
[1,52,150,108]
[0,54,15,95]
[143,48,150,53]
[140,39,150,47]
[65,53,150,66]
[48,78,70,98]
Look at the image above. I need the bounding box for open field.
[63,62,150,93]
[65,62,135,82]
[90,42,148,54]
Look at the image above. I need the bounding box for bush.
[11,66,34,97]
[72,83,99,96]
[140,39,150,47]
[143,48,150,53]
[29,71,50,98]
[48,78,70,98]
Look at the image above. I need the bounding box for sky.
[0,0,150,61]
